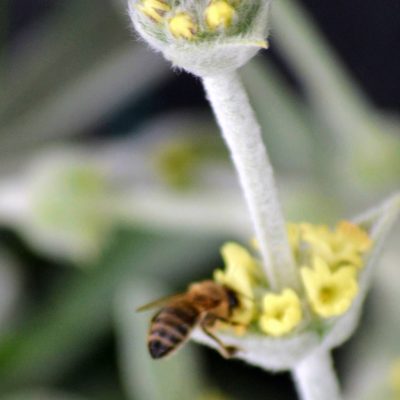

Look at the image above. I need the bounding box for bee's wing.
[136,293,186,312]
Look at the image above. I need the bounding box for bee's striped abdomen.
[148,302,198,359]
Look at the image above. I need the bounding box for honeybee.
[137,280,242,359]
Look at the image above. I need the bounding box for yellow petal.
[214,242,262,325]
[221,242,264,284]
[259,289,303,336]
[301,257,358,318]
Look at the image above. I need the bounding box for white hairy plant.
[127,0,400,399]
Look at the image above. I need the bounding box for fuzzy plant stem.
[202,71,299,291]
[293,350,342,400]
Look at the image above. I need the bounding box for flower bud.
[205,1,235,30]
[128,0,271,76]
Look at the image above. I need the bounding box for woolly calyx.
[128,0,271,76]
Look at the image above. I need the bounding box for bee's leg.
[214,317,247,336]
[212,316,247,329]
[200,319,239,359]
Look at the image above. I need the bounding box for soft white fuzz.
[293,350,342,400]
[203,72,299,291]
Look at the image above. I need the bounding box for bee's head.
[226,288,240,312]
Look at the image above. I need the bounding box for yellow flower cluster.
[137,0,237,39]
[213,220,372,338]
[289,221,372,270]
[214,242,303,336]
[291,221,371,318]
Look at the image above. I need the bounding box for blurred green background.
[0,1,399,399]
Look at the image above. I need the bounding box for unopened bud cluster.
[213,221,372,337]
[128,0,271,75]
[139,0,237,39]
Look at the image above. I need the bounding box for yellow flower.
[205,1,235,30]
[295,221,371,270]
[336,220,372,253]
[214,242,261,325]
[224,242,265,283]
[168,13,197,40]
[138,0,170,23]
[301,257,359,318]
[259,289,303,336]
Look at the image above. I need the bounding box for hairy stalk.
[293,350,342,400]
[202,71,299,291]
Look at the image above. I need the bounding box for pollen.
[205,1,235,30]
[259,289,303,336]
[301,257,359,318]
[168,13,197,40]
[138,0,170,23]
